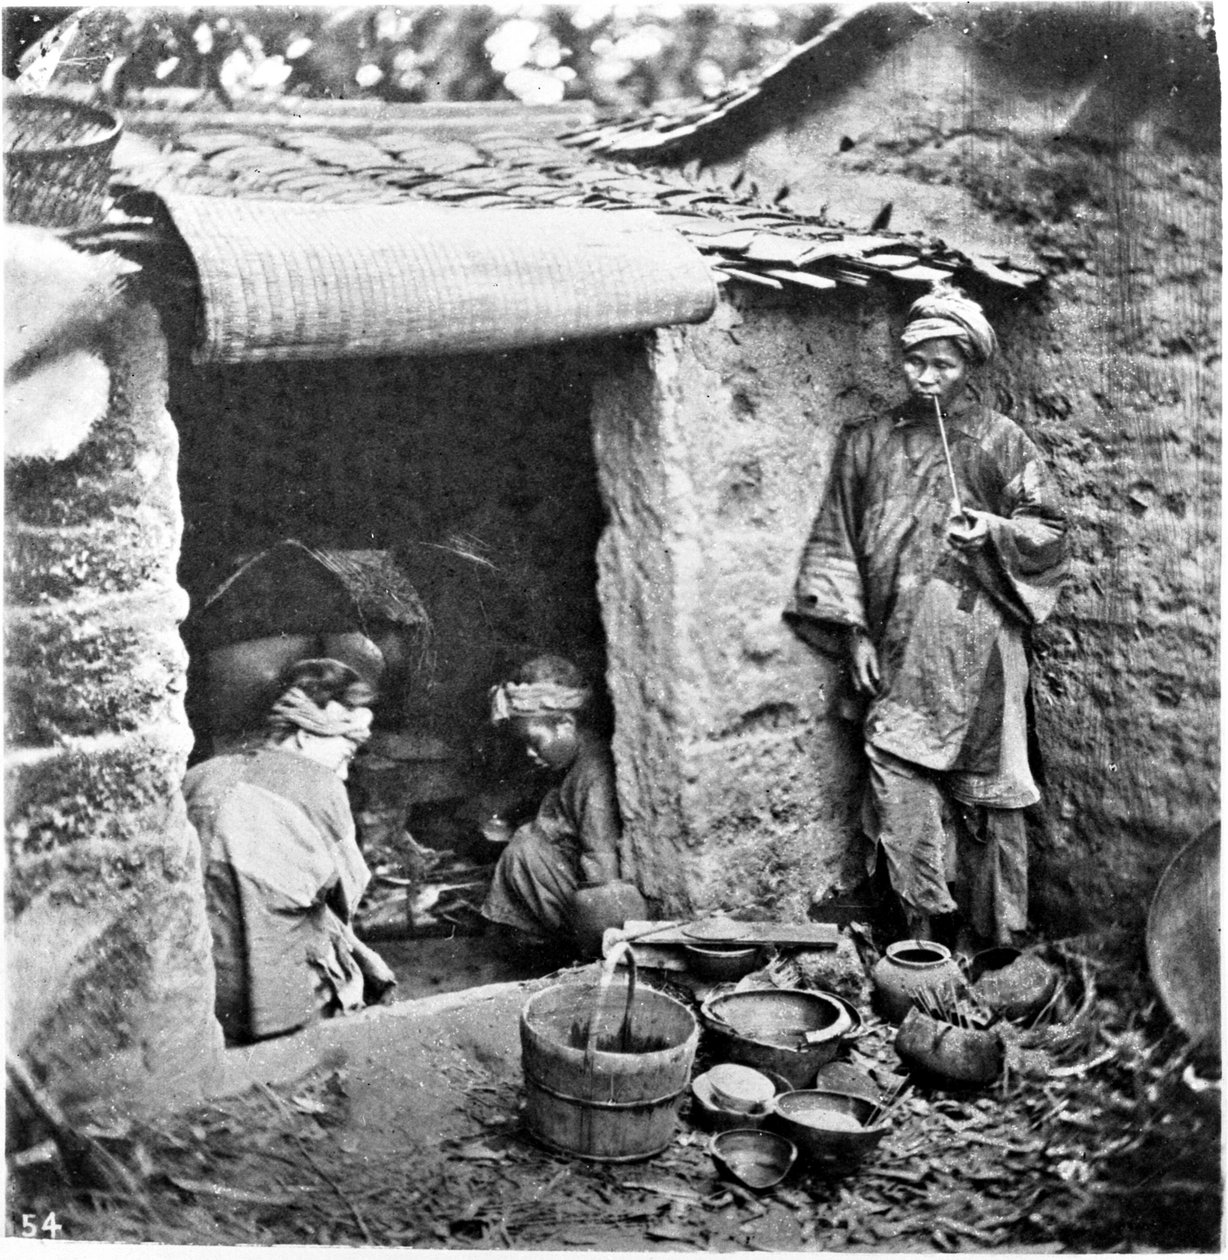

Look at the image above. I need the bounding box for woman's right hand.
[849,629,881,697]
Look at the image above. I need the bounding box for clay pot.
[969,948,1059,1024]
[205,634,316,733]
[895,1007,1004,1086]
[684,942,762,982]
[321,631,386,689]
[871,939,966,1024]
[572,882,648,957]
[700,989,854,1088]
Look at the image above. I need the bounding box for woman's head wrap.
[490,680,591,723]
[268,687,373,743]
[900,283,998,364]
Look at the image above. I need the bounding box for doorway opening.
[171,340,616,998]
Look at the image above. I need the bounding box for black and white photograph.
[3,1,1221,1251]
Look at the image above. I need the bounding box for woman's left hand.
[947,508,989,550]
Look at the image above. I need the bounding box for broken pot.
[895,1006,1004,1087]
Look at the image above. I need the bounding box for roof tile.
[113,93,1043,299]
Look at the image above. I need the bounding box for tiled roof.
[558,1,933,160]
[115,96,1042,297]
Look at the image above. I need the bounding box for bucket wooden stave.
[520,978,699,1162]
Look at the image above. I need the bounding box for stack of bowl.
[691,1062,779,1131]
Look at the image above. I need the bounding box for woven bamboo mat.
[159,194,717,363]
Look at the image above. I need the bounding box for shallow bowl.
[811,1061,882,1105]
[708,1128,797,1190]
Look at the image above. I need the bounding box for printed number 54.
[22,1212,62,1238]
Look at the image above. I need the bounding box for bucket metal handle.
[586,940,638,1056]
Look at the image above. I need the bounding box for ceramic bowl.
[691,1073,767,1132]
[706,1063,777,1113]
[770,1090,888,1168]
[700,988,854,1088]
[684,942,762,981]
[708,1128,797,1190]
[811,1061,882,1105]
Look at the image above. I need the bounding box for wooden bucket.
[520,956,698,1162]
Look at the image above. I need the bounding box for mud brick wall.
[998,151,1221,934]
[5,289,221,1117]
[592,293,902,919]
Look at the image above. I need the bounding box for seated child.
[480,654,645,957]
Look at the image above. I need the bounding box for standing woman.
[185,658,396,1044]
[792,284,1068,948]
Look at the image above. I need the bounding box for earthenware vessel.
[683,941,762,981]
[700,989,854,1087]
[770,1090,889,1168]
[811,1061,882,1106]
[894,1007,1004,1086]
[706,1063,777,1113]
[691,1065,778,1132]
[870,939,965,1023]
[969,947,1059,1023]
[708,1129,797,1190]
[571,881,648,957]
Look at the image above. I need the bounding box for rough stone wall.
[592,293,902,920]
[666,9,1220,932]
[6,290,221,1118]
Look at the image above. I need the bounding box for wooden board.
[611,920,839,949]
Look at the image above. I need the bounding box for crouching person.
[185,658,397,1044]
[481,655,646,961]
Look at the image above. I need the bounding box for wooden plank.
[762,268,839,290]
[613,920,839,948]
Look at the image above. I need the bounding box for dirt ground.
[6,934,1220,1252]
[375,931,550,1002]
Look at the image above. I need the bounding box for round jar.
[870,940,965,1023]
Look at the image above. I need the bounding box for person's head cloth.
[489,654,591,723]
[900,282,998,364]
[266,657,375,743]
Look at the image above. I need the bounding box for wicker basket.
[5,94,122,230]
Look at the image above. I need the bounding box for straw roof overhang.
[156,193,717,364]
